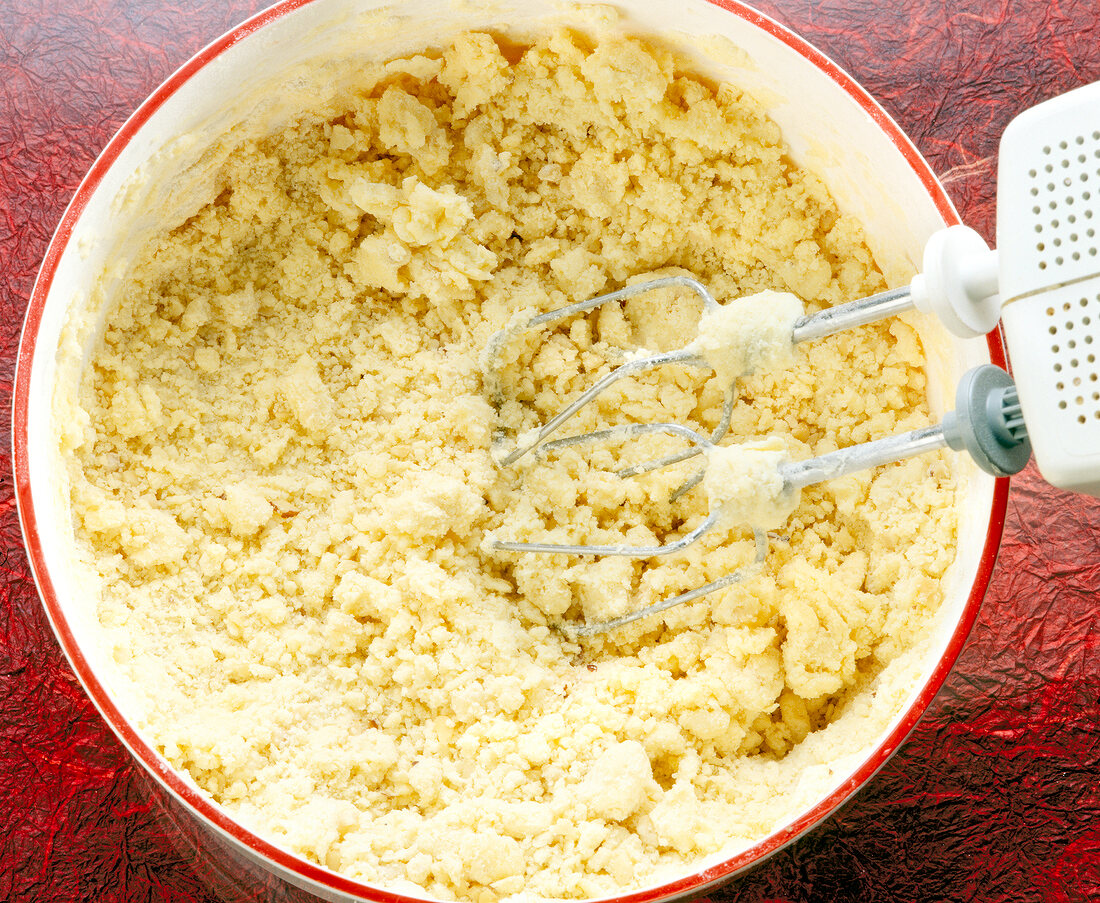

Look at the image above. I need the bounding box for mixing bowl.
[13,0,1009,900]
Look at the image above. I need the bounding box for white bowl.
[13,1,1009,900]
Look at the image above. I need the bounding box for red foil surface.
[2,1,1099,900]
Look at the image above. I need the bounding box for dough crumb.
[579,740,655,822]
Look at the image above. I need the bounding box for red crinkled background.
[1,1,1099,900]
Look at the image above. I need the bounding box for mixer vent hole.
[1047,292,1100,423]
[1027,134,1100,268]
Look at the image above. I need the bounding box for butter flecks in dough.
[688,289,804,386]
[703,438,799,531]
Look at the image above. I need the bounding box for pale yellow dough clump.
[703,438,799,531]
[690,289,804,386]
[65,28,958,902]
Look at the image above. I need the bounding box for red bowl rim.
[11,0,1009,900]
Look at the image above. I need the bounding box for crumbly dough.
[703,438,798,531]
[64,28,958,902]
[689,289,804,386]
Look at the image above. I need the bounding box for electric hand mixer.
[484,81,1100,638]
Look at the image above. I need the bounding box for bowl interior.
[18,0,999,900]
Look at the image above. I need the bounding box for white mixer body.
[998,80,1100,495]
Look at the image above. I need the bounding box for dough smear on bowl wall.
[54,15,964,903]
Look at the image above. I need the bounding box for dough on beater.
[689,289,804,385]
[64,23,957,903]
[703,438,799,531]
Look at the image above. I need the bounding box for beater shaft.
[780,423,947,491]
[791,285,914,344]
